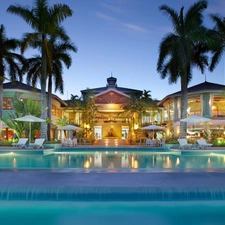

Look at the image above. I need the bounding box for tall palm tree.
[7,0,73,140]
[24,36,77,140]
[208,14,225,72]
[157,0,209,138]
[0,24,25,137]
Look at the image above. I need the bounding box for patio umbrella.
[57,124,82,131]
[58,124,82,139]
[15,114,46,144]
[180,115,211,147]
[180,115,211,124]
[141,125,165,139]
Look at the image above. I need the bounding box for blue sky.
[1,0,225,100]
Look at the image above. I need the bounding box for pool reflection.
[1,150,225,170]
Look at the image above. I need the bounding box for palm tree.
[24,36,77,140]
[141,90,158,125]
[157,0,209,138]
[7,0,73,140]
[120,91,142,129]
[208,14,225,72]
[0,24,25,137]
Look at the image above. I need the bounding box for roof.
[3,81,67,107]
[80,76,142,96]
[158,81,225,107]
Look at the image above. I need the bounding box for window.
[3,98,13,109]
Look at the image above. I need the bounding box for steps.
[94,139,130,146]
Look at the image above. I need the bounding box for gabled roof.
[158,81,225,107]
[3,81,67,107]
[80,76,142,97]
[95,88,130,98]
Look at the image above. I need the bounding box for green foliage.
[2,97,41,140]
[0,140,13,146]
[56,118,69,127]
[212,138,225,146]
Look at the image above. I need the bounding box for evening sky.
[1,0,225,100]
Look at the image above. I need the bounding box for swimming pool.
[1,148,225,225]
[1,148,225,171]
[1,201,225,225]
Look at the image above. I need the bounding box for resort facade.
[2,77,225,142]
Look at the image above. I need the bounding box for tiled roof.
[3,81,67,107]
[158,81,225,106]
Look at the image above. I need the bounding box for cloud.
[99,2,125,14]
[95,12,117,22]
[122,23,148,33]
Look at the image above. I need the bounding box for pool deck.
[1,145,225,200]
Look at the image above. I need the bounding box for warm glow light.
[13,158,17,168]
[84,160,90,168]
[134,124,139,130]
[176,157,180,166]
[133,160,138,168]
[208,157,211,164]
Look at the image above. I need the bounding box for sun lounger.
[197,139,213,149]
[29,138,45,149]
[178,138,192,149]
[12,138,28,149]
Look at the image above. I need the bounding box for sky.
[1,0,225,101]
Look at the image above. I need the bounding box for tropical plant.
[7,0,73,140]
[120,91,143,129]
[56,118,69,127]
[2,97,41,140]
[0,24,25,138]
[157,0,210,138]
[24,36,77,140]
[209,14,225,72]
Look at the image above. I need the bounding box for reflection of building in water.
[131,155,139,168]
[121,153,129,168]
[94,152,102,167]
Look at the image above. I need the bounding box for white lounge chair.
[146,138,151,145]
[12,138,28,149]
[30,138,45,149]
[178,139,192,149]
[158,139,166,147]
[197,139,213,149]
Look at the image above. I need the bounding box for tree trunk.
[180,73,188,138]
[0,80,3,138]
[40,40,47,140]
[47,74,52,141]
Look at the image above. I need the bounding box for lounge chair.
[146,138,151,145]
[197,139,213,149]
[12,138,28,149]
[30,138,45,149]
[178,138,192,149]
[158,139,166,147]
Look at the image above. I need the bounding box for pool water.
[0,149,225,170]
[0,201,225,225]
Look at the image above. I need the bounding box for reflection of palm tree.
[8,0,73,139]
[157,1,209,138]
[0,25,25,137]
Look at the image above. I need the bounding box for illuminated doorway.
[94,126,102,139]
